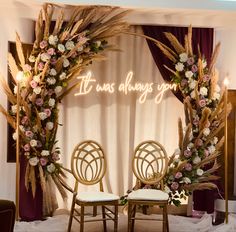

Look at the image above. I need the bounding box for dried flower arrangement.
[0,4,128,214]
[155,27,231,206]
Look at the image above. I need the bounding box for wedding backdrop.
[0,2,236,232]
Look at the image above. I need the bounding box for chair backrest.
[132,140,168,185]
[71,140,106,185]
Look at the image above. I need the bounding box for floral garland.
[0,4,128,212]
[156,28,231,206]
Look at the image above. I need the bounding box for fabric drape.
[142,25,216,213]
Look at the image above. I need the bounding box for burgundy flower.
[47,48,55,56]
[175,172,183,179]
[44,108,51,117]
[25,130,34,138]
[181,79,188,87]
[195,138,203,147]
[171,182,179,190]
[184,163,192,171]
[203,74,210,82]
[50,57,57,65]
[37,141,42,148]
[40,40,48,49]
[52,152,60,161]
[47,89,54,96]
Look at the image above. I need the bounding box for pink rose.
[21,116,28,125]
[24,143,30,151]
[37,141,42,148]
[44,108,51,117]
[175,172,183,179]
[184,163,192,171]
[71,52,77,58]
[203,74,210,82]
[47,48,55,56]
[191,64,198,73]
[52,152,60,161]
[171,182,179,190]
[40,157,48,166]
[30,80,38,89]
[38,62,45,71]
[47,89,54,95]
[181,79,188,87]
[199,99,206,107]
[35,98,44,106]
[195,138,203,147]
[40,40,48,49]
[184,149,192,158]
[24,64,32,71]
[193,118,199,126]
[204,149,209,157]
[50,57,57,65]
[25,130,34,138]
[187,57,194,65]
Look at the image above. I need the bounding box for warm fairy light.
[224,77,229,87]
[16,71,24,82]
[75,71,177,104]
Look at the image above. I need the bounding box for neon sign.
[74,71,177,104]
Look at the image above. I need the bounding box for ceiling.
[1,0,236,27]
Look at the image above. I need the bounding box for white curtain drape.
[57,26,183,205]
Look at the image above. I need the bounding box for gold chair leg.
[114,203,118,232]
[165,205,169,232]
[163,205,169,232]
[131,205,136,232]
[67,198,76,232]
[80,206,85,232]
[127,202,132,232]
[93,206,97,217]
[102,206,107,232]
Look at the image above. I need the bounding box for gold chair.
[127,140,169,232]
[67,140,119,232]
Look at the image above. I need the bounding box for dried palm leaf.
[0,104,16,129]
[38,164,46,193]
[187,25,193,56]
[198,175,220,182]
[155,41,177,62]
[52,9,64,35]
[29,165,36,198]
[182,123,192,152]
[16,33,25,68]
[216,136,225,151]
[209,42,221,73]
[164,32,185,54]
[196,151,221,168]
[24,162,30,191]
[43,4,54,39]
[199,107,211,132]
[8,53,19,83]
[52,174,67,200]
[178,118,183,150]
[58,82,81,100]
[34,9,43,49]
[183,182,217,191]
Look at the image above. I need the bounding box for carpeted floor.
[14,213,236,232]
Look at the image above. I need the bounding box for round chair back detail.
[132,140,168,185]
[71,140,106,185]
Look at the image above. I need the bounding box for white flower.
[12,132,17,140]
[24,152,30,156]
[11,105,17,114]
[47,77,56,85]
[40,53,51,62]
[33,75,41,83]
[65,40,75,50]
[19,125,25,132]
[208,145,216,154]
[164,185,171,194]
[203,127,210,136]
[179,53,188,62]
[182,177,191,184]
[200,87,208,96]
[212,92,220,100]
[196,168,204,176]
[55,86,63,95]
[174,148,181,156]
[47,163,56,173]
[215,85,221,92]
[190,91,196,99]
[59,72,67,80]
[39,112,47,120]
[77,46,83,52]
[48,98,55,107]
[202,60,207,69]
[185,71,193,79]
[95,40,101,47]
[175,62,184,72]
[63,58,70,68]
[29,55,36,63]
[213,136,218,145]
[46,122,54,130]
[41,150,50,156]
[189,79,197,90]
[58,44,65,53]
[193,156,201,164]
[29,157,39,166]
[48,35,58,45]
[30,139,37,147]
[50,68,57,76]
[187,143,194,149]
[33,86,42,95]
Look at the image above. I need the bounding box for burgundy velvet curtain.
[142,25,216,213]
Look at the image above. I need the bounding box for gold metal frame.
[68,140,119,232]
[128,140,169,232]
